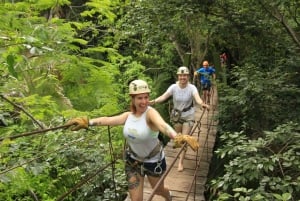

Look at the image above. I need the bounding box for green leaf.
[282,193,291,201]
[268,164,274,171]
[273,193,282,200]
[252,194,265,200]
[6,54,18,79]
[218,193,232,200]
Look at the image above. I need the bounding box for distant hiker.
[220,52,227,66]
[194,61,216,104]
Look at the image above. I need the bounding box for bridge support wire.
[185,105,216,200]
[55,161,116,201]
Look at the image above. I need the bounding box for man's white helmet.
[177,66,190,75]
[129,80,151,95]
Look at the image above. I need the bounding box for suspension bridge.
[0,85,218,201]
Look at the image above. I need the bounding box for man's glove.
[174,134,200,152]
[66,117,89,131]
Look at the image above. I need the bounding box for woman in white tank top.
[68,80,179,200]
[67,79,200,201]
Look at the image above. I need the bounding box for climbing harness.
[125,140,164,176]
[170,102,194,124]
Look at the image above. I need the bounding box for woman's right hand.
[66,117,89,131]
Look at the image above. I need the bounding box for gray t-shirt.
[166,83,198,117]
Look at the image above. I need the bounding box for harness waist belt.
[128,140,162,162]
[181,102,193,112]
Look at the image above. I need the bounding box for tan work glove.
[174,134,200,152]
[66,117,89,131]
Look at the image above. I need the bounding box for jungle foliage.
[0,0,300,201]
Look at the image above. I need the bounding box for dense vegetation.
[0,0,299,200]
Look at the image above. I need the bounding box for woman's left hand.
[173,134,200,152]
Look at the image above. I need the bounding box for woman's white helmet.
[129,80,151,95]
[177,66,190,75]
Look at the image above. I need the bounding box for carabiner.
[154,161,163,174]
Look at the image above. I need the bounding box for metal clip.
[154,161,163,174]
[171,109,181,123]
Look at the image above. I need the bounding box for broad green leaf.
[6,54,18,79]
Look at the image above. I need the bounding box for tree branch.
[169,33,185,64]
[0,94,46,129]
[259,1,300,48]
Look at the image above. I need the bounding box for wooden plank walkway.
[127,87,218,201]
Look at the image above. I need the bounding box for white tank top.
[123,107,164,162]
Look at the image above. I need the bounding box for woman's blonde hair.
[129,95,137,114]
